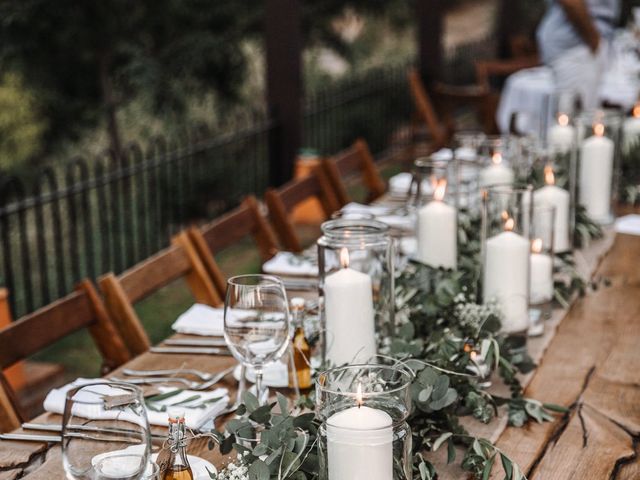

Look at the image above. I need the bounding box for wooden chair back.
[265,167,339,252]
[188,196,280,297]
[99,232,221,356]
[0,280,130,431]
[322,139,386,207]
[407,67,448,150]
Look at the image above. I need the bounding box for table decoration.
[576,110,622,225]
[481,185,533,337]
[415,159,457,269]
[547,112,575,154]
[529,213,555,337]
[317,219,394,365]
[532,164,570,253]
[316,364,413,480]
[623,103,640,152]
[478,145,514,189]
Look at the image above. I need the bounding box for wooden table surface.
[1,231,639,479]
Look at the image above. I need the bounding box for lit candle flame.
[356,382,363,408]
[634,104,640,119]
[339,247,350,269]
[544,164,555,186]
[594,123,605,137]
[532,238,543,253]
[434,179,447,202]
[491,152,502,165]
[504,217,515,232]
[558,113,569,127]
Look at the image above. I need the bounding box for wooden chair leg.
[172,232,222,307]
[186,226,228,301]
[99,274,152,357]
[0,372,21,432]
[244,196,280,262]
[265,189,303,253]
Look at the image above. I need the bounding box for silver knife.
[150,346,230,355]
[21,423,165,441]
[0,433,61,442]
[164,338,227,347]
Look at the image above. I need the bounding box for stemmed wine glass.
[224,274,290,405]
[62,381,151,480]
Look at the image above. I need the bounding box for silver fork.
[122,367,223,381]
[113,366,234,391]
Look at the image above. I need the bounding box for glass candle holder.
[529,204,556,337]
[575,109,623,225]
[528,152,573,253]
[481,185,533,338]
[477,137,518,189]
[316,364,414,480]
[412,158,458,269]
[317,219,394,366]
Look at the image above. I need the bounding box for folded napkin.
[454,147,477,162]
[388,172,433,196]
[376,214,415,231]
[172,303,252,337]
[262,251,318,277]
[430,148,453,162]
[615,214,640,236]
[43,378,229,430]
[341,202,392,216]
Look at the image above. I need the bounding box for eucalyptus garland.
[207,205,604,480]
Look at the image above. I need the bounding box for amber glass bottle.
[289,297,311,390]
[162,413,194,480]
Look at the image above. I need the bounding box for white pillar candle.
[579,124,614,222]
[623,106,640,152]
[324,248,376,366]
[533,166,570,252]
[529,239,554,304]
[327,387,393,480]
[416,180,457,269]
[547,114,575,154]
[479,152,514,188]
[483,219,530,333]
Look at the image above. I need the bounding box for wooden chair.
[265,167,340,253]
[0,280,130,431]
[321,139,386,208]
[99,232,221,357]
[407,67,449,151]
[187,195,280,297]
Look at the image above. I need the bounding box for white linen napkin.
[615,214,640,236]
[262,251,318,276]
[43,378,229,430]
[388,172,433,196]
[171,304,254,337]
[341,202,392,216]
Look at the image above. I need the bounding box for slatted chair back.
[0,372,20,432]
[322,139,386,207]
[265,167,340,252]
[99,232,221,357]
[187,196,280,297]
[407,67,448,150]
[0,280,130,430]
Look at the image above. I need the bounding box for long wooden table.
[1,231,638,479]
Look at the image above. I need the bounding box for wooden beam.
[265,0,302,186]
[416,0,444,84]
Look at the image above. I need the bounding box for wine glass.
[62,381,151,480]
[224,274,290,405]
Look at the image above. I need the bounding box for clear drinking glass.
[62,381,151,480]
[224,274,291,405]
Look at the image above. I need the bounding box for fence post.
[416,0,444,85]
[265,0,302,187]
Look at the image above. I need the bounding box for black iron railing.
[0,119,275,317]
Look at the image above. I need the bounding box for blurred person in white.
[537,0,621,109]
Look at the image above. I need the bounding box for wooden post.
[265,0,302,187]
[416,0,444,85]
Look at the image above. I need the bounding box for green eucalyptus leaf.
[482,455,495,480]
[243,391,260,413]
[447,437,456,464]
[500,453,513,480]
[431,432,452,451]
[429,388,457,410]
[248,459,270,480]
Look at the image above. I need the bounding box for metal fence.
[0,119,275,317]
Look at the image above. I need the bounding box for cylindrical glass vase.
[317,219,394,366]
[412,158,458,269]
[574,109,622,225]
[316,364,414,480]
[481,185,533,338]
[529,204,556,336]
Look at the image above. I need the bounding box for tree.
[0,0,262,158]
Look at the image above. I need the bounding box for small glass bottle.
[162,412,194,480]
[289,297,311,390]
